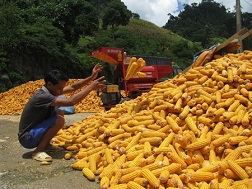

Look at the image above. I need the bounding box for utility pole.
[236,0,243,51]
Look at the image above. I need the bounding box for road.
[0,113,100,189]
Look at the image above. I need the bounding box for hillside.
[1,15,201,93]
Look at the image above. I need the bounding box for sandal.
[45,145,64,153]
[32,152,53,162]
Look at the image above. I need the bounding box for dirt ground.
[0,113,101,189]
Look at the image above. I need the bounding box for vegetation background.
[0,0,251,92]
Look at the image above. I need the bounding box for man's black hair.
[44,70,69,85]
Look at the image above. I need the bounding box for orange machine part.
[90,47,124,65]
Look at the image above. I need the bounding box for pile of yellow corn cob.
[53,50,252,188]
[0,79,105,115]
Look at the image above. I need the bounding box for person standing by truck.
[18,64,105,162]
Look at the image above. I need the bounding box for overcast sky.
[121,0,252,27]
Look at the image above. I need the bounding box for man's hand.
[91,63,103,79]
[90,76,106,90]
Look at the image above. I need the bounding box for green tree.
[43,0,99,45]
[164,1,236,48]
[102,0,131,29]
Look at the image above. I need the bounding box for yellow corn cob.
[108,133,128,143]
[159,132,175,147]
[217,80,224,89]
[184,73,203,80]
[212,133,232,147]
[125,62,139,80]
[127,150,143,161]
[99,154,126,179]
[166,116,181,133]
[171,174,184,188]
[215,90,222,103]
[198,88,216,101]
[126,132,141,150]
[223,97,235,108]
[133,177,148,187]
[227,67,234,82]
[229,115,238,125]
[120,167,139,176]
[228,178,252,189]
[187,138,210,151]
[141,130,166,139]
[127,181,145,189]
[109,184,128,189]
[154,104,169,112]
[64,151,73,160]
[235,158,252,167]
[197,163,218,173]
[245,166,252,176]
[133,115,153,121]
[153,147,172,155]
[167,152,187,169]
[71,159,89,170]
[200,94,213,104]
[119,169,142,183]
[110,170,122,186]
[133,58,146,75]
[236,109,249,126]
[143,141,152,158]
[209,178,219,189]
[139,137,162,146]
[100,176,110,188]
[234,94,248,105]
[159,109,166,119]
[187,171,215,182]
[219,178,233,188]
[179,105,190,119]
[201,102,209,111]
[89,153,100,173]
[198,115,213,125]
[173,91,183,102]
[215,75,228,82]
[192,153,204,165]
[213,107,225,117]
[198,75,209,84]
[141,168,160,188]
[224,168,239,179]
[239,144,252,152]
[126,57,137,73]
[144,161,163,171]
[199,181,209,189]
[240,62,247,74]
[82,167,95,181]
[128,153,144,167]
[240,87,249,97]
[242,112,249,126]
[104,148,114,165]
[173,98,182,111]
[163,156,170,166]
[185,116,200,134]
[228,136,248,145]
[174,143,186,159]
[227,160,249,179]
[136,71,147,78]
[158,170,170,184]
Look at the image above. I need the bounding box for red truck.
[90,47,176,109]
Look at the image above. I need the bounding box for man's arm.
[63,63,103,94]
[51,76,105,107]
